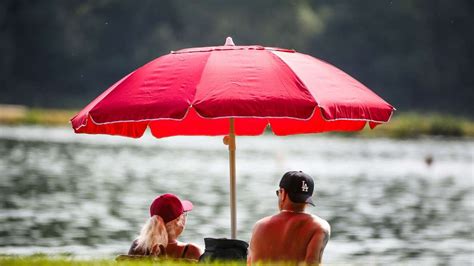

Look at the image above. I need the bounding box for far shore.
[0,104,473,139]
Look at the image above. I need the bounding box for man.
[248,171,330,265]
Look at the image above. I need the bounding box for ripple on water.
[0,126,473,264]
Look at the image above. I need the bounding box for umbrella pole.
[228,118,237,239]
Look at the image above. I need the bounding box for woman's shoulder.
[183,243,202,260]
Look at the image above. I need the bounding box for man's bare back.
[248,171,330,265]
[249,211,330,264]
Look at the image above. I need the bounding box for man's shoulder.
[308,214,331,234]
[254,215,274,227]
[254,213,330,234]
[253,213,288,231]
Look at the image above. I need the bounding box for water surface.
[0,126,472,265]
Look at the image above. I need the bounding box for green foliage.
[24,109,78,126]
[389,114,429,139]
[359,112,473,138]
[0,106,77,126]
[0,1,472,116]
[428,115,463,137]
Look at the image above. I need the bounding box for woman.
[128,193,202,260]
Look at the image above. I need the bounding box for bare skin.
[163,241,201,260]
[148,213,202,260]
[164,214,202,260]
[248,188,330,265]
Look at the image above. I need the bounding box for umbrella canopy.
[72,37,393,138]
[71,37,394,238]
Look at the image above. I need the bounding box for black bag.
[199,238,249,262]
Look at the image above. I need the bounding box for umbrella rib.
[269,50,395,124]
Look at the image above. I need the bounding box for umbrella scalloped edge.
[72,106,394,138]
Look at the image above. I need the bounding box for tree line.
[1,0,472,116]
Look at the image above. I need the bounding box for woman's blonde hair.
[134,214,185,256]
[135,215,168,255]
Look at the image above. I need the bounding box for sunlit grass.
[0,255,311,266]
[0,255,250,266]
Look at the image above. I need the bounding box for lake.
[0,125,472,265]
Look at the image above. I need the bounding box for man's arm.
[247,236,253,265]
[247,222,259,265]
[247,249,252,265]
[305,225,331,264]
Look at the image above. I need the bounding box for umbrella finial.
[225,37,235,46]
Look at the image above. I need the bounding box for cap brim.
[305,197,315,207]
[289,193,315,206]
[181,200,193,211]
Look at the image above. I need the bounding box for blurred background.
[0,0,473,265]
[1,0,473,114]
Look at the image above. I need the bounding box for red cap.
[149,193,193,223]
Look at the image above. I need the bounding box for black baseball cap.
[279,171,315,206]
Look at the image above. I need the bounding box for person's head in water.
[276,171,315,212]
[135,193,193,255]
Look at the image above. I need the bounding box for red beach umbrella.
[71,37,394,238]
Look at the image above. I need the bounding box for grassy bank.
[0,255,274,266]
[0,105,473,138]
[0,105,77,126]
[357,112,474,139]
